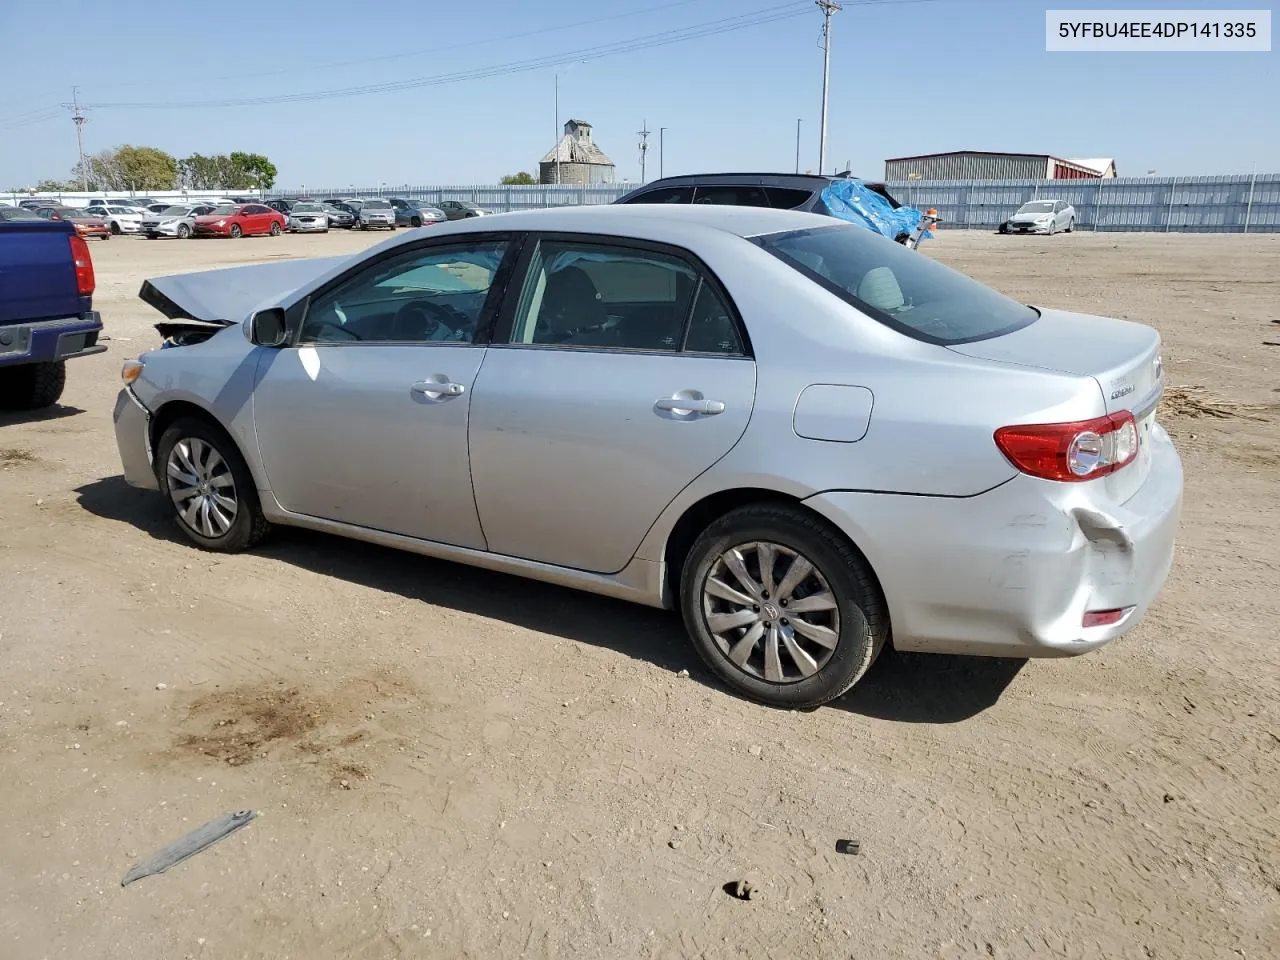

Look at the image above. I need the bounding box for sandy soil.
[1,226,1277,960]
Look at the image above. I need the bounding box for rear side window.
[755,224,1038,345]
[765,187,815,209]
[621,186,693,204]
[692,185,771,207]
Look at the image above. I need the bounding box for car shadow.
[0,403,85,427]
[75,475,1025,724]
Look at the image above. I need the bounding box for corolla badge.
[1110,382,1135,401]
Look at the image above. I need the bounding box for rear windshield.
[754,224,1038,345]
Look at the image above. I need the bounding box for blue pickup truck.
[0,208,106,409]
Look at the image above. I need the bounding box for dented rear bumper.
[803,423,1183,658]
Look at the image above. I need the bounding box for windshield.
[292,202,324,213]
[1016,201,1055,214]
[755,224,1038,345]
[208,205,240,215]
[160,206,190,216]
[362,199,391,209]
[0,207,42,220]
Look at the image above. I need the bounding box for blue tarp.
[819,179,930,243]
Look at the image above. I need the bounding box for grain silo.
[539,119,617,185]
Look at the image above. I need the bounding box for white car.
[1002,199,1076,235]
[83,204,146,235]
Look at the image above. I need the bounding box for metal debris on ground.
[835,838,861,855]
[724,879,760,900]
[121,809,257,887]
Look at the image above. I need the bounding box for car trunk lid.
[948,307,1164,502]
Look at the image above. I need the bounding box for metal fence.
[265,184,633,211]
[887,174,1279,233]
[8,174,1277,233]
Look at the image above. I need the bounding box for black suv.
[614,172,903,215]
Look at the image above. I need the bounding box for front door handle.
[655,396,725,416]
[411,377,466,401]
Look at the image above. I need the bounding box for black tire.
[155,416,270,552]
[0,361,66,411]
[410,215,422,228]
[110,221,121,235]
[1066,217,1075,233]
[680,503,888,708]
[99,232,110,240]
[270,222,282,236]
[177,223,191,239]
[230,224,242,238]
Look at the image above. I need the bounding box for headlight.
[215,219,226,226]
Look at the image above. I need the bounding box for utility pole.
[659,127,667,179]
[795,118,802,173]
[553,74,560,185]
[816,0,840,176]
[62,86,89,190]
[638,120,650,183]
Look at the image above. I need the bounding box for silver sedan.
[286,201,331,233]
[111,205,1182,708]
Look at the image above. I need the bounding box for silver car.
[345,198,396,230]
[1004,199,1077,235]
[111,205,1181,708]
[286,201,330,233]
[141,204,216,239]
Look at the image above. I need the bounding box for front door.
[252,237,516,547]
[469,236,756,573]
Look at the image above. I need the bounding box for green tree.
[500,171,537,185]
[114,145,179,190]
[229,152,278,191]
[35,178,72,192]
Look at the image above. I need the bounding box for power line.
[82,0,936,112]
[84,3,811,110]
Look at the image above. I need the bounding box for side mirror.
[247,307,288,347]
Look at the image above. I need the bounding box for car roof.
[384,203,834,241]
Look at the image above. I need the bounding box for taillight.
[69,234,95,296]
[995,411,1139,482]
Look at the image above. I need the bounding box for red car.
[35,205,112,240]
[192,203,287,238]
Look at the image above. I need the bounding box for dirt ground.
[1,225,1277,960]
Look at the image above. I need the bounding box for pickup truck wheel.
[0,361,66,411]
[156,417,270,552]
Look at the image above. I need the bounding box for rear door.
[469,234,756,573]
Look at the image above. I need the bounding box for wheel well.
[149,400,228,455]
[663,487,892,639]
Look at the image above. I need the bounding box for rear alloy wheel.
[230,224,242,239]
[177,223,191,239]
[156,418,269,552]
[270,222,282,236]
[680,504,888,708]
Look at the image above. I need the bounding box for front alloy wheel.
[681,504,887,708]
[157,418,269,552]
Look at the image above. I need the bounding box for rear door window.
[692,185,771,207]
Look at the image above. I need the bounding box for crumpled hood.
[138,255,353,324]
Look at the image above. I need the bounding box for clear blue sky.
[0,0,1274,189]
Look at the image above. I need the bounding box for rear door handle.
[655,396,725,416]
[411,378,466,400]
